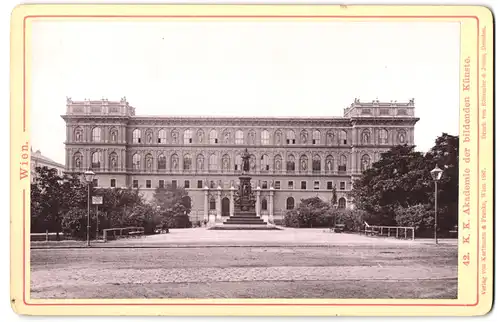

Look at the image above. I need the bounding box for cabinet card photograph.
[10,4,493,317]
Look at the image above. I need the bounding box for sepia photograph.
[27,18,462,301]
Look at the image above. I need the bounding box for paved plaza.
[30,228,458,299]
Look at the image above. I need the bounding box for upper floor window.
[235,130,244,144]
[338,155,347,172]
[184,129,193,144]
[286,130,296,145]
[261,130,270,145]
[361,154,371,171]
[209,154,217,171]
[158,129,166,143]
[183,154,192,170]
[260,154,270,172]
[312,130,321,145]
[209,130,218,144]
[286,155,296,172]
[92,127,101,142]
[158,154,166,170]
[91,151,102,169]
[132,153,141,170]
[234,154,241,171]
[312,154,321,172]
[132,129,141,143]
[340,130,347,145]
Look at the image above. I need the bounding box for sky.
[31,20,460,165]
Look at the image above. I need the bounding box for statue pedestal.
[238,176,252,211]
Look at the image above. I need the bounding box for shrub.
[394,204,434,232]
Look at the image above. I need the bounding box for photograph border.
[10,4,494,316]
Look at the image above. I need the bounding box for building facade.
[62,97,418,224]
[31,148,65,183]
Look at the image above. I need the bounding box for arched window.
[261,198,268,211]
[184,129,193,144]
[209,154,217,171]
[209,197,216,210]
[109,128,118,143]
[361,154,371,171]
[286,155,295,173]
[379,129,389,144]
[196,154,204,171]
[234,154,241,171]
[235,130,244,144]
[260,154,269,172]
[92,127,101,142]
[209,130,218,144]
[299,155,308,172]
[261,130,270,145]
[183,154,192,170]
[109,152,118,170]
[91,151,102,169]
[325,155,334,173]
[132,129,141,143]
[338,197,346,209]
[286,130,296,145]
[74,127,83,142]
[73,152,82,170]
[132,153,141,170]
[338,155,347,172]
[286,197,295,210]
[158,129,167,144]
[274,154,282,172]
[361,129,370,144]
[312,154,321,173]
[312,130,321,145]
[158,154,166,170]
[340,130,347,145]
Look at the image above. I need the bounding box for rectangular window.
[172,180,177,189]
[275,181,281,189]
[262,181,268,189]
[159,180,164,188]
[288,181,294,189]
[327,181,333,190]
[314,181,320,190]
[340,181,346,190]
[184,180,190,188]
[133,180,138,188]
[92,179,98,187]
[301,181,307,190]
[146,180,151,188]
[197,180,203,188]
[110,179,116,188]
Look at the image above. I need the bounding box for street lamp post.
[84,168,95,247]
[430,164,443,245]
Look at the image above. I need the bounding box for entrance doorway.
[222,197,230,216]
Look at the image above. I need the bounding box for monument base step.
[208,224,282,231]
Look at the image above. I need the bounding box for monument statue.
[241,148,250,173]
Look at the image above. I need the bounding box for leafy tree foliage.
[351,133,458,232]
[152,184,192,228]
[284,197,333,228]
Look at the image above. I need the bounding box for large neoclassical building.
[62,97,418,224]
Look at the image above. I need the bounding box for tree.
[351,133,459,230]
[284,197,332,228]
[153,184,192,228]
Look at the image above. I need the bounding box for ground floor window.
[172,180,177,189]
[146,180,151,188]
[261,199,268,210]
[327,181,333,190]
[184,180,190,188]
[286,197,295,209]
[209,197,216,210]
[262,181,268,189]
[274,181,280,189]
[110,179,116,188]
[301,181,307,190]
[197,180,203,188]
[288,181,294,189]
[338,197,346,208]
[133,180,138,188]
[159,180,164,188]
[313,181,320,190]
[93,179,98,187]
[340,181,346,190]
